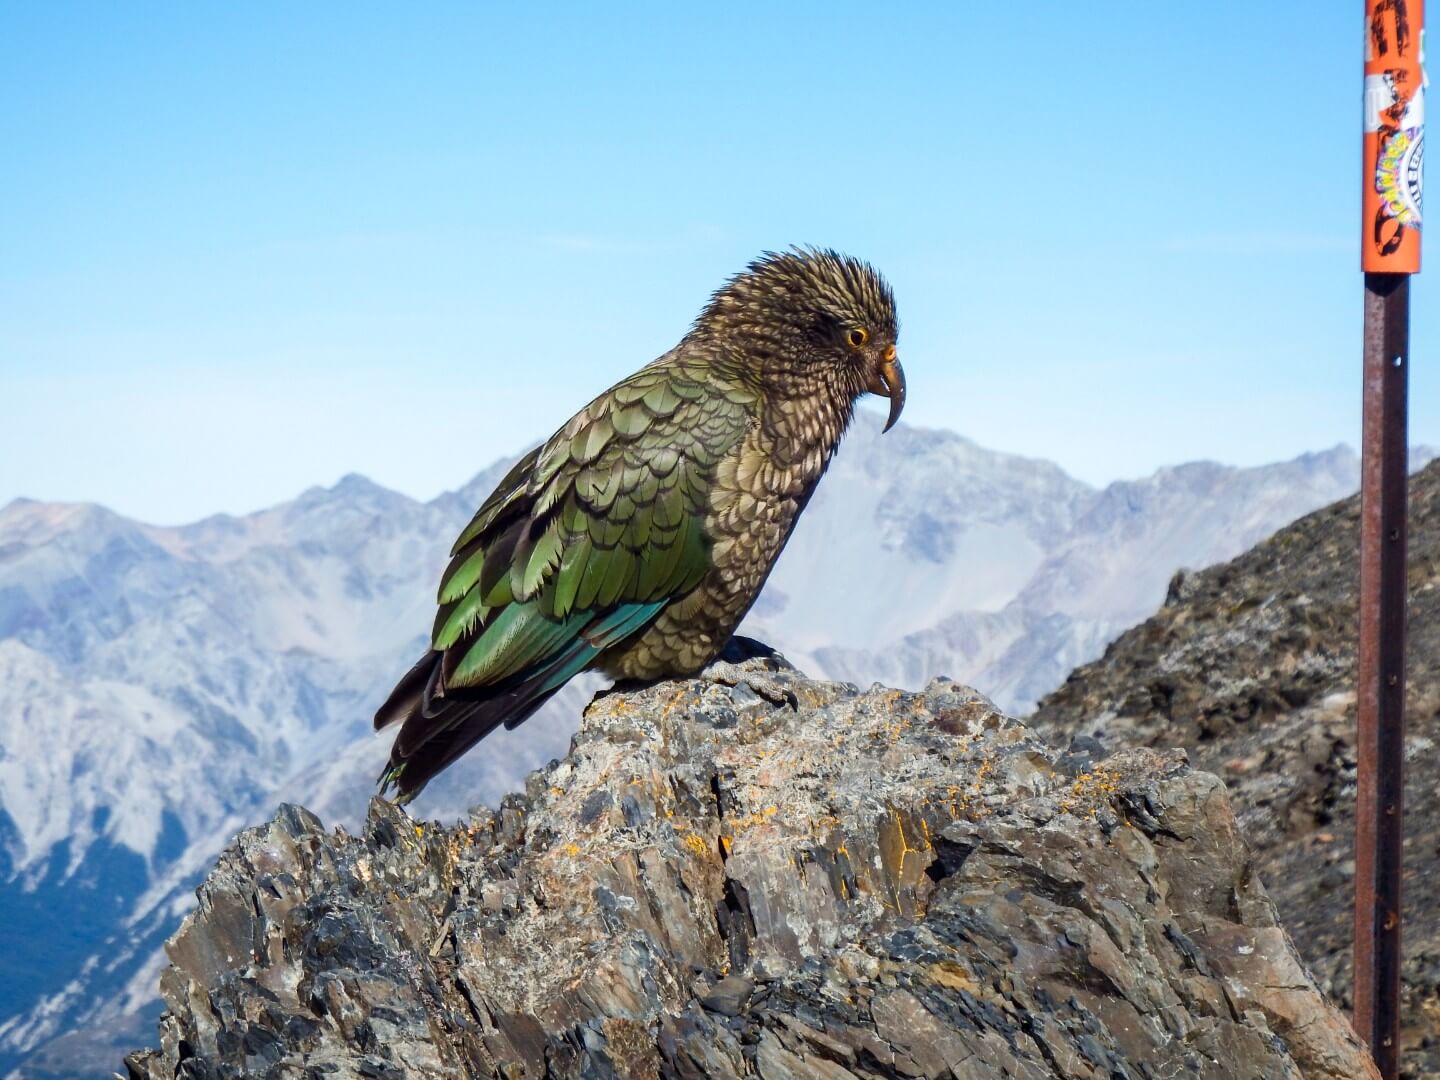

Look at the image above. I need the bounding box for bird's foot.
[700,643,798,710]
[593,638,797,709]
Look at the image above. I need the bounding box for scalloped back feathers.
[374,358,756,800]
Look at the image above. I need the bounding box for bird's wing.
[375,362,755,785]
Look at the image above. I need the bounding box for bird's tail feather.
[374,652,433,734]
[374,651,558,803]
[374,601,668,801]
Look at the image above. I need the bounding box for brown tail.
[373,651,556,802]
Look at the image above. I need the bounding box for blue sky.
[2,3,1436,524]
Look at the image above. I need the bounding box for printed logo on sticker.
[1378,127,1424,227]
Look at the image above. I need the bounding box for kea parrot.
[375,248,904,800]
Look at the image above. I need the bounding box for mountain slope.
[1032,459,1440,1076]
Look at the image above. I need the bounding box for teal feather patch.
[451,605,585,687]
[582,601,666,650]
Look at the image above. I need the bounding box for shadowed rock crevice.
[125,659,1375,1079]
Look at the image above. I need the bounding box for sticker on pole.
[1364,1,1426,272]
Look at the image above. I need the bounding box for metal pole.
[1357,3,1421,1074]
[1355,272,1409,1079]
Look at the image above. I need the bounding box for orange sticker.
[1363,0,1425,273]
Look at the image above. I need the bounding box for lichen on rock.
[124,657,1376,1079]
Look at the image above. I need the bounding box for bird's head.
[692,248,905,431]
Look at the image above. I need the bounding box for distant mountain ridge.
[0,416,1432,1077]
[808,441,1389,711]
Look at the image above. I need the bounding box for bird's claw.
[699,659,799,710]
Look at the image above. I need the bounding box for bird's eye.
[847,328,869,348]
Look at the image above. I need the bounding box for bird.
[374,248,905,801]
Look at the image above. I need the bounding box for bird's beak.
[866,345,906,432]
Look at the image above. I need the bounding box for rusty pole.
[1355,272,1409,1078]
[1356,3,1421,1076]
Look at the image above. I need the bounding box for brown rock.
[125,660,1374,1078]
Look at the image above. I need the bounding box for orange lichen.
[720,805,785,837]
[1058,766,1122,817]
[969,755,995,794]
[659,688,688,721]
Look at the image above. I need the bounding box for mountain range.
[0,412,1430,1077]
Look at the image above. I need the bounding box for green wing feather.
[374,356,757,801]
[432,359,755,693]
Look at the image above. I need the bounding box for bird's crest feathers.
[695,246,898,347]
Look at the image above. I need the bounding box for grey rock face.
[125,659,1374,1079]
[1032,459,1440,1077]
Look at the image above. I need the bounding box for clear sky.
[2,3,1436,524]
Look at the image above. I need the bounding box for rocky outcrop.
[2,434,1396,1076]
[124,656,1374,1078]
[1033,459,1440,1076]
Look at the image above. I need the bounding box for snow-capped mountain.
[807,439,1387,711]
[0,415,1427,1077]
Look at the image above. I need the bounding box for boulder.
[125,658,1375,1079]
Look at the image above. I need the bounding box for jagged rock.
[1033,459,1440,1077]
[124,658,1375,1079]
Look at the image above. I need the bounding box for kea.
[375,248,904,800]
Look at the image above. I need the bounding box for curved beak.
[866,346,906,432]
